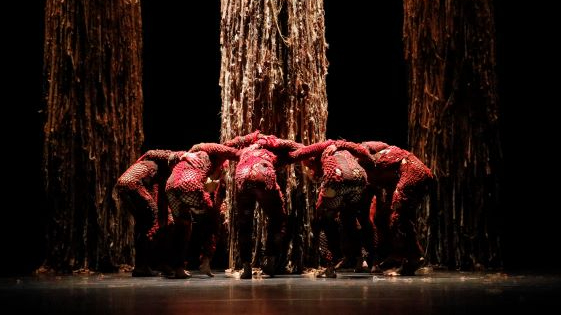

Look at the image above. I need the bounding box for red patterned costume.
[165,146,238,278]
[343,141,434,275]
[116,147,238,278]
[298,140,433,275]
[191,133,302,279]
[114,150,177,277]
[289,140,376,277]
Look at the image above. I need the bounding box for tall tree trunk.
[43,0,144,272]
[403,0,502,270]
[219,0,328,271]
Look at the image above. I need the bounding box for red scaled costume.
[191,133,302,279]
[114,150,177,277]
[165,145,238,278]
[290,140,376,277]
[346,141,434,275]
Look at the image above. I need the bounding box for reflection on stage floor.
[1,269,560,314]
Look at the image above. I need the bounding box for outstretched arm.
[189,142,240,161]
[138,149,174,162]
[288,140,336,162]
[257,136,304,152]
[222,130,262,148]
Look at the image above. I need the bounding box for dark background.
[2,0,558,275]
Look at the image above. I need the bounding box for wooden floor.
[1,269,560,314]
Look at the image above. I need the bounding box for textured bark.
[219,0,328,271]
[43,0,143,272]
[403,0,502,270]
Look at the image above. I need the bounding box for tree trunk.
[219,0,328,271]
[403,0,502,270]
[43,0,144,272]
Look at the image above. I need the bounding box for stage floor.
[1,269,560,314]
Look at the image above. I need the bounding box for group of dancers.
[114,131,434,279]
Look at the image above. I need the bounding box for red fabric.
[166,145,239,260]
[365,144,434,261]
[222,130,262,148]
[290,140,374,267]
[115,150,175,240]
[228,135,302,269]
[316,148,367,211]
[165,152,213,219]
[116,146,238,270]
[235,145,279,191]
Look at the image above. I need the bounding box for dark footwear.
[261,256,276,277]
[354,257,369,273]
[398,257,425,276]
[158,264,174,277]
[132,267,160,277]
[199,256,214,277]
[378,258,401,271]
[168,267,191,279]
[240,263,252,279]
[320,266,337,278]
